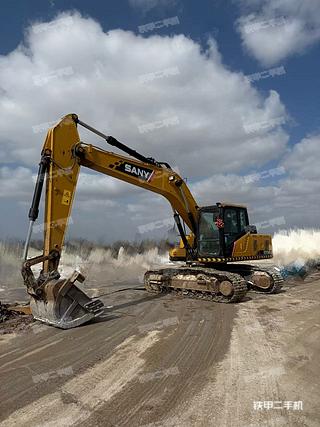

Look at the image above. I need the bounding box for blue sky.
[0,0,319,241]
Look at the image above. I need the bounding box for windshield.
[198,212,220,256]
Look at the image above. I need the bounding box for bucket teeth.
[84,300,104,314]
[29,271,104,329]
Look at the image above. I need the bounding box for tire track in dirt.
[2,278,318,426]
[0,331,161,427]
[160,281,320,427]
[77,299,236,427]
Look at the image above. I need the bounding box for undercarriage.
[144,263,283,303]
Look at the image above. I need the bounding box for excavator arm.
[22,114,199,328]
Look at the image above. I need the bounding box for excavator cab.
[170,202,270,262]
[198,204,250,258]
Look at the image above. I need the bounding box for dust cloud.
[272,229,320,267]
[1,229,320,292]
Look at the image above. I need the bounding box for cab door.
[197,208,222,257]
[223,207,249,256]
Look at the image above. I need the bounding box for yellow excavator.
[22,114,283,329]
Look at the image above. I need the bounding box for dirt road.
[0,274,319,426]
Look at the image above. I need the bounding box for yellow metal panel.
[232,233,272,257]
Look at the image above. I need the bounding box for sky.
[0,0,319,242]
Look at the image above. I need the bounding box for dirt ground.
[0,272,319,427]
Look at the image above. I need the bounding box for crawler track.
[145,266,248,303]
[249,265,284,294]
[213,263,284,294]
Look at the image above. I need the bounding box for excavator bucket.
[29,271,104,329]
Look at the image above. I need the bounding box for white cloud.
[283,134,320,179]
[0,11,302,240]
[276,134,320,213]
[0,12,288,176]
[0,166,33,198]
[237,0,320,65]
[189,133,320,229]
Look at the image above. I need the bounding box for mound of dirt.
[0,302,33,335]
[0,302,17,323]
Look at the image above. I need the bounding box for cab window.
[198,212,220,256]
[223,207,248,254]
[239,209,248,231]
[224,209,239,234]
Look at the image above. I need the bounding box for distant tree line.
[0,238,173,259]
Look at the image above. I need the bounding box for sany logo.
[123,163,154,182]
